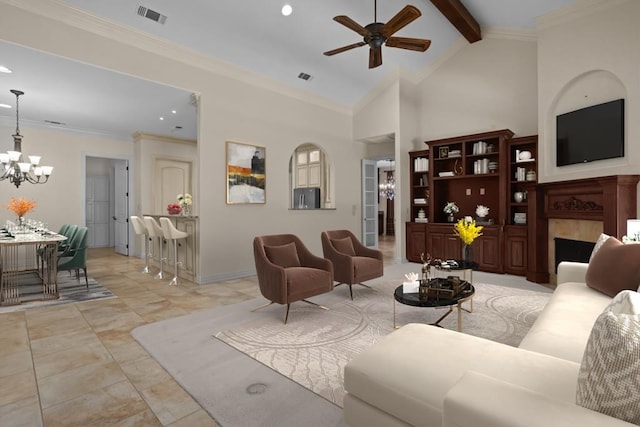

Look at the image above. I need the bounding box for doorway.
[377,159,396,263]
[84,155,130,255]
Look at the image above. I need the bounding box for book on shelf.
[438,171,455,177]
[414,218,429,223]
[413,157,429,172]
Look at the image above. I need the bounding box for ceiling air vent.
[297,72,312,81]
[137,6,167,24]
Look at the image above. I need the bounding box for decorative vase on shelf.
[462,244,473,264]
[447,214,455,223]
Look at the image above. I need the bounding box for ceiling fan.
[324,0,431,69]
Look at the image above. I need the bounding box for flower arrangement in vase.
[475,204,489,223]
[443,201,459,222]
[6,197,36,225]
[453,218,483,263]
[177,193,193,216]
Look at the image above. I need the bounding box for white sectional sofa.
[343,261,636,426]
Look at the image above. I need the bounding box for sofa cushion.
[331,237,356,256]
[264,242,301,268]
[589,233,610,262]
[576,290,640,424]
[344,323,580,427]
[585,237,640,297]
[518,282,612,363]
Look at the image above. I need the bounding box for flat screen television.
[556,98,624,166]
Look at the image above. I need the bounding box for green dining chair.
[58,226,89,289]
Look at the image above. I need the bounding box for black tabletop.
[394,282,475,308]
[434,260,478,271]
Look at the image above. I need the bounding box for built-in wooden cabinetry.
[406,129,538,276]
[504,135,538,275]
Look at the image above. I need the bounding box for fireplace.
[526,175,639,284]
[554,238,595,273]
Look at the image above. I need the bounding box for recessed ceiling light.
[0,66,12,74]
[0,104,11,109]
[171,110,177,114]
[282,4,292,16]
[159,117,164,121]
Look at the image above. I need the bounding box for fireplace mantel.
[526,175,639,283]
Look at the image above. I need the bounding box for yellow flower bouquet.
[453,218,483,245]
[6,197,36,218]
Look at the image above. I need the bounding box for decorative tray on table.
[418,277,470,299]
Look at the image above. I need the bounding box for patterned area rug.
[215,280,551,407]
[0,272,115,313]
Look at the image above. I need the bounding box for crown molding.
[483,27,537,42]
[536,0,628,30]
[1,0,352,116]
[133,132,196,145]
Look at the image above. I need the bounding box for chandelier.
[0,90,53,188]
[379,164,395,200]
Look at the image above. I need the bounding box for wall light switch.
[466,188,471,196]
[480,188,485,195]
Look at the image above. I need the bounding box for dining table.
[0,226,67,306]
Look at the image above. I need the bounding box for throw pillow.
[264,242,301,268]
[576,290,640,424]
[585,237,640,297]
[331,237,356,256]
[589,233,610,262]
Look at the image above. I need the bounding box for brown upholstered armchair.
[321,230,383,299]
[253,234,334,323]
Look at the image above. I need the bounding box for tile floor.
[0,237,397,426]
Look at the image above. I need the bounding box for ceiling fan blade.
[324,42,367,56]
[333,15,369,37]
[382,5,421,38]
[386,37,431,52]
[369,47,382,69]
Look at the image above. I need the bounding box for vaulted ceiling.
[0,0,576,141]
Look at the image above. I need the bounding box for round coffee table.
[393,282,475,331]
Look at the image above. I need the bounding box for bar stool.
[130,216,151,274]
[143,216,166,280]
[159,217,189,286]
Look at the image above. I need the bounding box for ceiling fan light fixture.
[324,3,430,69]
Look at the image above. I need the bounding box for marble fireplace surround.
[527,175,639,284]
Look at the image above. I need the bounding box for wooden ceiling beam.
[429,0,482,43]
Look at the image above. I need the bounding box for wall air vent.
[297,72,312,81]
[137,6,167,24]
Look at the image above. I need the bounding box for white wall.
[417,36,539,141]
[0,2,362,283]
[537,0,640,184]
[0,123,132,232]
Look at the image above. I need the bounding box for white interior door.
[153,159,193,213]
[362,159,378,248]
[86,175,110,247]
[114,161,129,255]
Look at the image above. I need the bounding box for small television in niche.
[556,98,624,167]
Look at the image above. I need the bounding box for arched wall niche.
[289,143,335,209]
[544,69,627,178]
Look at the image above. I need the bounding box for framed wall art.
[226,141,266,204]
